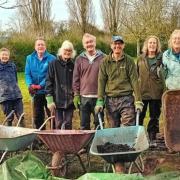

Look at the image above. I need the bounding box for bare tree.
[66,0,95,34]
[17,0,53,37]
[0,0,27,9]
[100,0,125,34]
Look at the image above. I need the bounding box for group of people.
[0,29,180,172]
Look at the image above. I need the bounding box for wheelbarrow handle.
[98,112,104,130]
[38,115,55,130]
[136,109,141,126]
[2,110,15,125]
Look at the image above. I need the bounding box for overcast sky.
[0,0,102,30]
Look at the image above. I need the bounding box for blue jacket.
[25,50,55,94]
[0,61,22,103]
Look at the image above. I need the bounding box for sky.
[0,0,102,30]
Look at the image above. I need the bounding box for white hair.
[57,40,76,58]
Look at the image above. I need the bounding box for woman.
[45,40,76,129]
[137,35,164,142]
[163,29,180,90]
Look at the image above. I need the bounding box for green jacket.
[98,52,141,102]
[137,53,165,100]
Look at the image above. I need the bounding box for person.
[163,29,180,90]
[45,40,76,129]
[95,35,143,173]
[73,33,105,130]
[0,48,24,126]
[25,37,55,129]
[137,35,164,142]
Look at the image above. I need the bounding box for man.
[73,33,105,130]
[95,35,143,172]
[25,37,55,129]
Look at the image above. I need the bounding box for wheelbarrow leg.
[0,151,8,164]
[76,154,87,173]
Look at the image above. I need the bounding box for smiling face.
[83,36,96,55]
[171,32,180,52]
[111,41,125,56]
[61,48,73,60]
[147,37,158,54]
[0,49,10,63]
[35,39,46,56]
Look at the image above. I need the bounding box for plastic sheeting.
[0,152,67,180]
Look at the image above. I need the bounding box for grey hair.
[142,35,161,55]
[57,40,76,59]
[82,33,96,44]
[168,29,180,48]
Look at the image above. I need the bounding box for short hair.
[168,29,180,48]
[82,33,96,44]
[142,35,161,55]
[0,47,10,55]
[57,40,76,59]
[35,37,46,45]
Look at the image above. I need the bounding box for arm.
[72,58,80,95]
[98,61,108,100]
[25,56,32,87]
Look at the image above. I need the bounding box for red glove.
[28,86,36,95]
[31,84,41,90]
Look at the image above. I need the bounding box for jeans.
[32,94,50,129]
[0,98,24,126]
[106,95,135,127]
[55,105,74,129]
[80,97,104,130]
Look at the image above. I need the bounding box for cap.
[112,35,124,43]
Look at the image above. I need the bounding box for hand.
[135,101,144,112]
[73,95,81,109]
[95,99,104,114]
[31,84,41,90]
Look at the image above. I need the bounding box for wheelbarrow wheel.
[51,151,67,177]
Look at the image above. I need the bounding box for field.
[0,73,180,179]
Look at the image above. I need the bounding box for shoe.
[114,163,125,173]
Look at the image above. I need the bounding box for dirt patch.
[97,142,135,153]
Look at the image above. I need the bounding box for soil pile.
[97,142,135,153]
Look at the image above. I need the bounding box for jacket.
[137,53,164,100]
[73,50,104,96]
[163,49,180,89]
[46,57,74,109]
[98,52,141,102]
[0,61,22,103]
[25,50,55,94]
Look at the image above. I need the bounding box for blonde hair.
[57,40,76,59]
[168,29,180,48]
[0,47,10,55]
[142,35,161,55]
[82,33,96,44]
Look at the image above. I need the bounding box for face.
[35,39,46,55]
[147,38,158,53]
[61,48,72,60]
[171,33,180,51]
[111,41,124,55]
[83,36,96,54]
[0,51,10,63]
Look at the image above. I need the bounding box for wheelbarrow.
[0,111,37,163]
[162,89,180,152]
[36,117,95,177]
[90,110,149,173]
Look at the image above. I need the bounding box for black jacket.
[45,57,74,108]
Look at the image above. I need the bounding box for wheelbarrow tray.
[0,125,37,151]
[162,90,180,152]
[36,129,95,154]
[90,126,149,163]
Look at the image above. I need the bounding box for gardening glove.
[46,96,56,112]
[31,84,42,90]
[135,101,144,112]
[95,99,104,114]
[28,85,36,95]
[73,95,81,109]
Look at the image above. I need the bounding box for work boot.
[114,162,125,173]
[149,132,157,148]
